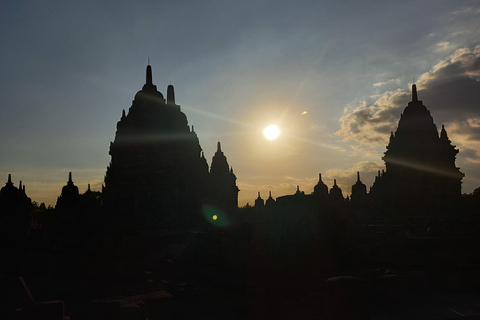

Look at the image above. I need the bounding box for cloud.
[335,90,409,147]
[457,147,480,164]
[436,41,454,52]
[337,44,480,147]
[373,79,399,87]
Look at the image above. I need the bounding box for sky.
[1,0,480,207]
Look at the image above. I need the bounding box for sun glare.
[264,125,280,140]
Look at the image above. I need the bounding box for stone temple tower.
[208,142,239,219]
[371,84,464,222]
[103,65,211,230]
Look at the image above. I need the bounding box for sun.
[264,125,280,140]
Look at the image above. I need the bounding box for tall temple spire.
[210,141,230,175]
[330,178,344,201]
[412,84,418,102]
[440,124,449,141]
[58,171,79,202]
[255,191,264,207]
[146,65,153,86]
[167,84,175,105]
[351,171,367,201]
[7,174,12,185]
[265,190,275,206]
[295,185,301,195]
[140,64,160,94]
[314,172,329,197]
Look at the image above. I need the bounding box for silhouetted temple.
[56,172,79,210]
[103,65,238,231]
[370,84,464,223]
[0,174,33,245]
[207,141,239,220]
[313,173,329,199]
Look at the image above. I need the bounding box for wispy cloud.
[436,41,454,52]
[373,78,399,87]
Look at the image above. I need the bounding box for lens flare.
[202,204,230,227]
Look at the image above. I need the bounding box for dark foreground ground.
[9,266,480,320]
[2,234,480,319]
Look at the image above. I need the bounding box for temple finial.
[440,124,449,140]
[217,141,222,152]
[357,171,360,182]
[412,84,418,101]
[334,179,337,186]
[167,84,175,104]
[7,174,12,184]
[146,65,153,85]
[68,172,72,183]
